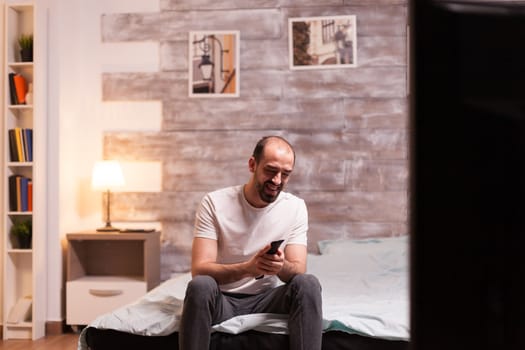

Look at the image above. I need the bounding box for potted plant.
[10,219,32,249]
[18,33,33,62]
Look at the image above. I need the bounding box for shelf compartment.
[3,253,33,338]
[4,253,33,297]
[68,239,146,281]
[5,5,34,63]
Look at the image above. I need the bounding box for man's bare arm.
[191,237,262,284]
[278,244,307,282]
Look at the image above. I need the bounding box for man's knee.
[185,275,218,302]
[290,274,322,300]
[291,273,321,288]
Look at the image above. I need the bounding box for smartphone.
[256,240,284,280]
[266,239,284,254]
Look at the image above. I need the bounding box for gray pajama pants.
[179,274,323,350]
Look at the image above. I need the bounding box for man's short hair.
[252,136,295,165]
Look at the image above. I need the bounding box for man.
[179,136,323,350]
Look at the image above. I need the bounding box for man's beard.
[256,180,282,204]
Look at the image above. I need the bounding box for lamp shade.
[199,54,214,80]
[91,161,125,190]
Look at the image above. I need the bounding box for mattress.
[84,328,409,350]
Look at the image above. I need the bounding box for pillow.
[313,235,409,284]
[317,235,408,256]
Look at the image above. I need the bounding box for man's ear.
[248,157,256,173]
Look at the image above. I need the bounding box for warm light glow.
[91,161,125,190]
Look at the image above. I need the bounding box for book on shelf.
[8,175,19,211]
[28,180,33,212]
[25,128,33,161]
[8,129,19,161]
[14,127,24,161]
[20,177,28,211]
[8,174,32,212]
[8,73,18,105]
[8,128,33,162]
[13,74,28,105]
[21,128,28,161]
[16,176,22,212]
[7,296,32,324]
[21,129,27,161]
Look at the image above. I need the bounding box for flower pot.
[17,235,32,249]
[20,48,33,62]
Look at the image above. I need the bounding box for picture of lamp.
[189,31,239,97]
[194,34,230,81]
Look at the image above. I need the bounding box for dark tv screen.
[411,1,525,349]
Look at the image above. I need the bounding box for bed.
[78,236,410,350]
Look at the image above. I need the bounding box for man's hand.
[253,244,285,277]
[192,238,284,284]
[191,238,306,284]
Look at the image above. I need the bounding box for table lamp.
[91,160,125,232]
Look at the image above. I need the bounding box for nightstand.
[66,231,161,326]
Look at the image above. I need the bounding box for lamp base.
[96,225,120,232]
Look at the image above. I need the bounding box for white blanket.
[78,236,409,349]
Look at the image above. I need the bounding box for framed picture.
[189,30,240,97]
[289,15,357,70]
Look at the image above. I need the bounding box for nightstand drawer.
[66,276,146,325]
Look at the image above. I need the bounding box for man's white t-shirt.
[193,185,308,294]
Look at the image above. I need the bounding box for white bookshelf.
[2,0,46,340]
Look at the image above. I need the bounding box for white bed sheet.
[310,236,409,339]
[78,236,409,350]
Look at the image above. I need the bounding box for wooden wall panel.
[158,0,411,11]
[345,159,408,191]
[161,98,346,130]
[300,191,407,222]
[103,67,406,101]
[282,68,406,98]
[101,2,409,279]
[345,98,407,128]
[101,13,162,42]
[160,0,285,11]
[104,130,406,162]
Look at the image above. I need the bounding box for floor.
[0,333,79,350]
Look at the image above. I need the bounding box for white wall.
[47,0,161,322]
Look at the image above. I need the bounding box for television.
[410,1,525,349]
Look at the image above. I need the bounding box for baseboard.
[46,320,66,335]
[0,321,67,337]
